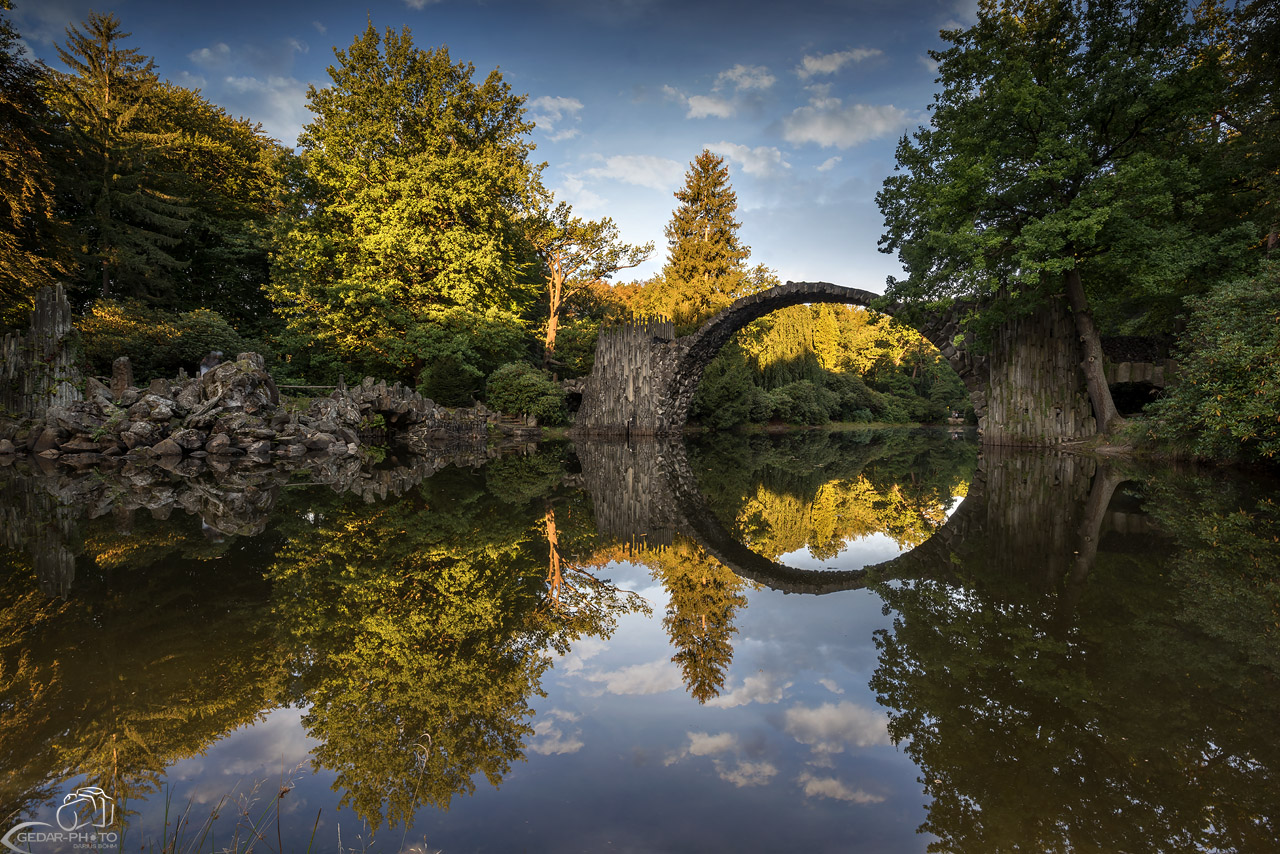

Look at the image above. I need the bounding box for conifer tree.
[650,540,746,704]
[0,0,67,328]
[50,12,190,301]
[655,149,752,331]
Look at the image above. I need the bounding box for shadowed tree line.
[871,457,1280,852]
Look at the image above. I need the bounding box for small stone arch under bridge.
[573,281,1098,446]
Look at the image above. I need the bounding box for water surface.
[2,429,1278,852]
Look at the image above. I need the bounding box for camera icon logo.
[55,787,114,831]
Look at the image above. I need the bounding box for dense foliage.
[266,23,541,387]
[877,0,1261,434]
[486,362,569,425]
[1146,262,1280,461]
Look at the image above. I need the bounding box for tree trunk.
[1064,268,1124,434]
[543,272,563,369]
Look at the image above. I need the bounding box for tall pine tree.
[652,149,752,332]
[0,0,66,328]
[50,12,190,302]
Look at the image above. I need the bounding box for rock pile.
[0,353,359,464]
[0,353,528,465]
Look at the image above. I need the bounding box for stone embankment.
[0,352,527,465]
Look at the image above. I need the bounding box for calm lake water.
[2,428,1279,853]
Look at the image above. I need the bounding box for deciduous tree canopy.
[266,23,542,384]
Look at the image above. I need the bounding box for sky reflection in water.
[4,428,1280,853]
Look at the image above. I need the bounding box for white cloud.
[558,175,608,213]
[583,658,683,695]
[188,43,232,69]
[817,677,845,694]
[803,83,841,110]
[687,731,738,756]
[666,64,773,120]
[796,48,883,80]
[312,21,326,33]
[686,94,734,119]
[716,64,775,91]
[783,701,891,754]
[706,142,790,178]
[529,95,585,141]
[796,772,885,804]
[707,673,791,708]
[403,0,444,7]
[556,636,607,674]
[222,75,312,145]
[720,760,779,788]
[173,70,208,91]
[582,155,685,191]
[942,0,980,30]
[529,718,585,756]
[919,55,940,74]
[782,101,910,149]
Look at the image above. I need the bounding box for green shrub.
[769,380,835,425]
[77,300,246,381]
[822,372,882,421]
[485,362,568,425]
[1147,262,1280,464]
[690,346,754,429]
[410,308,533,405]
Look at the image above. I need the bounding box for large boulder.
[196,353,280,416]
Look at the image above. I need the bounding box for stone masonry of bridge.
[574,281,1097,446]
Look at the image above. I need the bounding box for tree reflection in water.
[267,456,648,828]
[870,453,1280,852]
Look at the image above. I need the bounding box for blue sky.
[11,0,978,288]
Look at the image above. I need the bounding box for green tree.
[1215,0,1280,252]
[877,0,1243,434]
[0,0,67,329]
[1146,260,1280,463]
[649,150,754,331]
[486,361,568,424]
[267,23,541,383]
[526,199,651,369]
[49,12,190,302]
[144,82,284,329]
[689,342,756,429]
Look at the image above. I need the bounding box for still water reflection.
[1,429,1278,852]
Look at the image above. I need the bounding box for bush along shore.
[0,352,543,467]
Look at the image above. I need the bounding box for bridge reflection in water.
[575,435,1131,598]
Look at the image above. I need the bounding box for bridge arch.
[666,281,987,434]
[657,438,987,594]
[574,282,989,438]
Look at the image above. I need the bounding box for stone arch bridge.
[573,281,1097,446]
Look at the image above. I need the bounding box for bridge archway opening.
[668,282,984,433]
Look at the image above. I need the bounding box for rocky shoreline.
[0,352,541,466]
